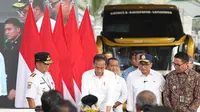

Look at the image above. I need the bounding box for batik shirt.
[163,69,200,112]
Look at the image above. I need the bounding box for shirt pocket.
[38,83,47,95]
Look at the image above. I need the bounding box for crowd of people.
[25,51,199,112]
[0,0,200,111]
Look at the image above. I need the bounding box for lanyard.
[41,77,52,90]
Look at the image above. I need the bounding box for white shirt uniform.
[82,69,116,112]
[26,69,55,106]
[36,16,56,32]
[126,69,165,112]
[113,75,127,112]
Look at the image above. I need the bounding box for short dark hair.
[130,50,146,59]
[49,100,77,112]
[4,18,22,29]
[174,52,189,63]
[93,54,107,64]
[32,0,45,12]
[41,90,63,112]
[107,57,118,65]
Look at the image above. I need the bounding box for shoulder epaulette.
[30,73,36,77]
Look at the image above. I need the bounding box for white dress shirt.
[26,69,55,106]
[126,69,165,112]
[82,69,116,112]
[36,16,56,32]
[113,75,127,112]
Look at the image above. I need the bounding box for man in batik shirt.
[163,52,200,112]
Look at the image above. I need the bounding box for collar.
[184,69,190,75]
[5,34,21,44]
[34,68,47,77]
[92,70,105,78]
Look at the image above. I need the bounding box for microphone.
[144,80,148,83]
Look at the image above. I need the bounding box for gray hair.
[136,90,157,108]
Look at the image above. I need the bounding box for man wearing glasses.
[163,52,200,112]
[12,0,56,32]
[126,54,165,112]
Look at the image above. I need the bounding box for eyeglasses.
[172,62,186,68]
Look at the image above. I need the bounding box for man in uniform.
[0,18,22,108]
[26,52,55,108]
[126,54,165,112]
[107,58,127,112]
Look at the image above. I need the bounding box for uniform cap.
[35,52,53,64]
[139,54,153,63]
[12,0,29,9]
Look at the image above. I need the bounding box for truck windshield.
[102,5,185,40]
[106,46,174,71]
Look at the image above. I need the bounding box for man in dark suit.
[0,18,22,108]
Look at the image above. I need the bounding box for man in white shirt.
[26,52,55,108]
[12,0,55,32]
[82,54,116,112]
[126,54,165,112]
[107,58,127,112]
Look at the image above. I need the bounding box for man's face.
[173,58,188,73]
[4,24,20,40]
[108,60,119,74]
[17,5,29,21]
[131,53,142,67]
[94,60,106,76]
[50,0,71,21]
[138,61,152,75]
[36,62,51,73]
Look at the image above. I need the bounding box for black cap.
[81,95,98,107]
[35,52,53,64]
[12,0,29,9]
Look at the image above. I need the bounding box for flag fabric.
[39,7,62,93]
[65,6,86,91]
[53,5,75,100]
[79,8,97,70]
[15,5,42,107]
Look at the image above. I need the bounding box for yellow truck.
[97,4,194,75]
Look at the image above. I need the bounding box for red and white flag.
[15,5,42,107]
[53,5,75,102]
[39,7,62,93]
[65,6,86,103]
[79,8,97,71]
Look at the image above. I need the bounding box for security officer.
[26,52,55,108]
